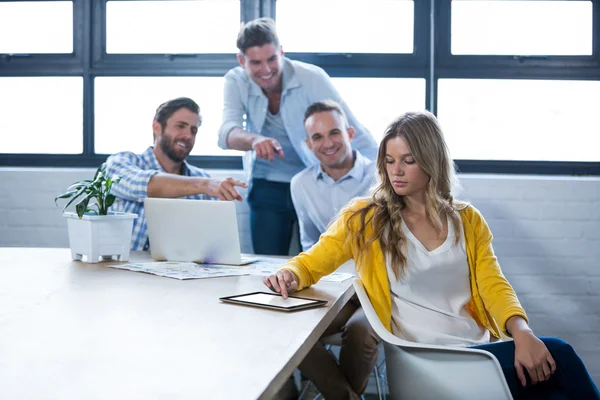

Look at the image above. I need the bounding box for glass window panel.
[452,1,592,55]
[437,79,600,162]
[95,77,241,156]
[331,78,426,141]
[0,1,73,54]
[106,0,240,54]
[277,0,414,53]
[0,77,82,154]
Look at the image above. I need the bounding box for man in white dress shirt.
[291,100,377,251]
[291,100,379,400]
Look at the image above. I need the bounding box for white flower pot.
[63,211,138,263]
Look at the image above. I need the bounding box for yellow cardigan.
[282,199,527,338]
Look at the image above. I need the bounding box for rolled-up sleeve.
[105,152,159,202]
[218,72,246,150]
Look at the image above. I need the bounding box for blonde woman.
[264,111,599,400]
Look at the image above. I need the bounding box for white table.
[0,248,355,400]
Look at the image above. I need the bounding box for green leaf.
[88,203,101,215]
[91,179,102,191]
[58,163,119,215]
[54,190,79,205]
[66,182,90,192]
[75,197,90,218]
[62,185,89,212]
[105,194,116,209]
[92,165,104,181]
[69,179,92,185]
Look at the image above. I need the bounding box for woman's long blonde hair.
[348,111,461,280]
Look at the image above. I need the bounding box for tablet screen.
[220,292,326,311]
[235,293,317,308]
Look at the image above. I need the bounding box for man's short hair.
[236,17,280,55]
[153,97,201,140]
[303,100,349,129]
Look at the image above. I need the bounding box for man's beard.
[159,134,189,163]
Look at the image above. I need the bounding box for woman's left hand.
[513,330,557,386]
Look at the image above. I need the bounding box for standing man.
[218,17,377,256]
[106,97,247,251]
[292,100,379,400]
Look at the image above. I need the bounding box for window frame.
[0,0,83,69]
[434,0,600,174]
[0,0,599,175]
[437,0,600,71]
[93,0,243,73]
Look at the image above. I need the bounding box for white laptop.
[144,198,258,265]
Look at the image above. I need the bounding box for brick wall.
[1,168,599,385]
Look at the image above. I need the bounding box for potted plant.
[55,164,137,263]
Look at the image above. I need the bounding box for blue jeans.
[473,337,600,400]
[247,178,299,256]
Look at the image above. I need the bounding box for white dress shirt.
[290,151,377,251]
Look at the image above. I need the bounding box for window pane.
[95,77,240,156]
[0,77,82,154]
[452,1,592,55]
[106,1,240,54]
[437,79,600,162]
[277,0,414,53]
[0,1,73,54]
[332,78,426,141]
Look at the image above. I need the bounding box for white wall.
[1,167,599,385]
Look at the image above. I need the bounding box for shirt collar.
[248,57,299,96]
[314,150,368,182]
[143,146,192,176]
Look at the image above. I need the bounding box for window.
[0,77,83,154]
[332,78,426,140]
[0,1,73,54]
[437,79,600,162]
[451,0,593,56]
[95,77,241,156]
[105,0,240,54]
[1,0,598,174]
[276,0,414,54]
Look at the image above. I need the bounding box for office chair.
[352,278,513,400]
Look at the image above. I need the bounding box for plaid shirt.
[105,146,213,251]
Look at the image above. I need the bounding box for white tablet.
[219,291,327,312]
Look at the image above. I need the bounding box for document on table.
[231,261,355,282]
[108,262,250,280]
[319,272,354,283]
[109,259,355,282]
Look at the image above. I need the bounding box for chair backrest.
[352,279,513,400]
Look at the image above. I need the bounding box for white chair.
[352,279,514,400]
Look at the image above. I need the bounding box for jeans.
[247,178,299,256]
[473,337,600,400]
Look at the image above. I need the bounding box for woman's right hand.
[263,270,298,299]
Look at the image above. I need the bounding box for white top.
[387,216,490,347]
[291,151,376,251]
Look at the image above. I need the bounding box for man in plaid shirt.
[106,97,247,251]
